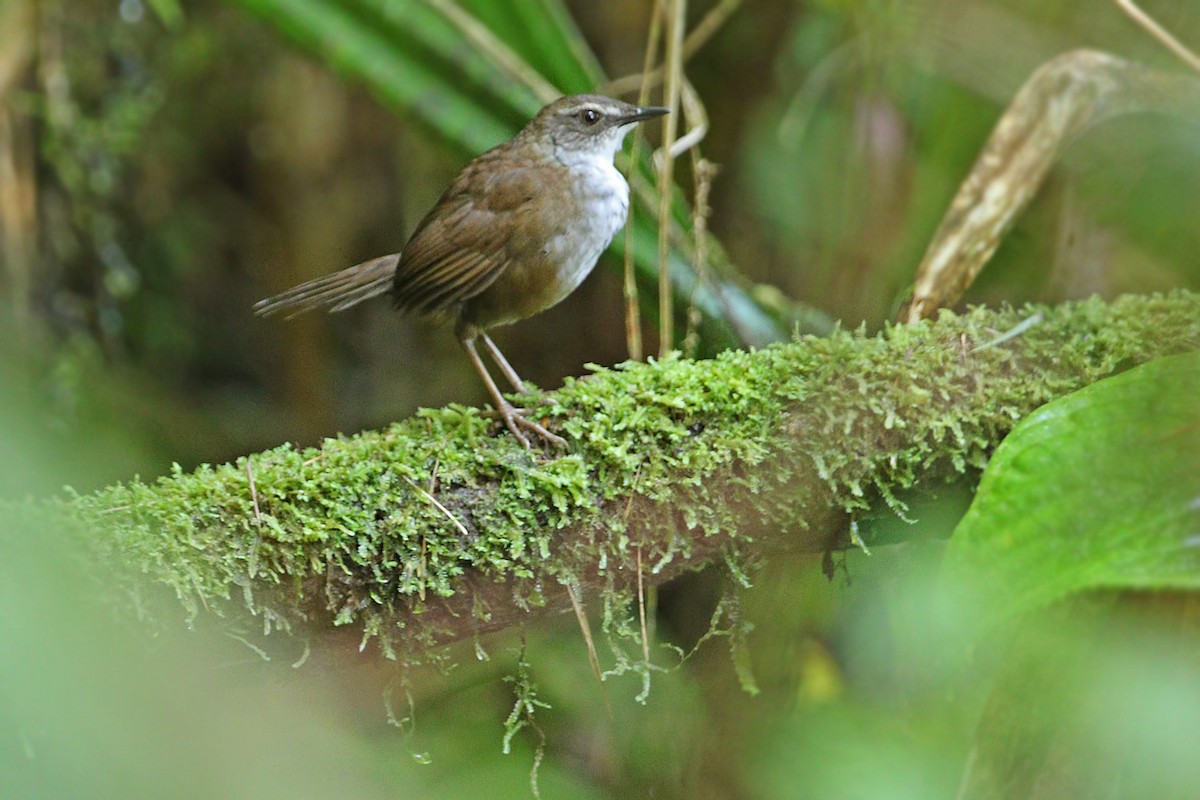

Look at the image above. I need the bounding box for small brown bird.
[255,94,668,447]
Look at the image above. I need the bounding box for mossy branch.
[69,292,1200,660]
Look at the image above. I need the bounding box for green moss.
[68,291,1200,660]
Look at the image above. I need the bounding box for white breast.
[544,148,630,303]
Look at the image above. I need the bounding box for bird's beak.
[621,106,670,124]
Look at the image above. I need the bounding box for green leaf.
[942,352,1200,631]
[230,0,535,154]
[459,0,602,93]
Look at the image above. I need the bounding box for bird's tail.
[253,254,400,318]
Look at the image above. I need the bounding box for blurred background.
[3,1,1200,798]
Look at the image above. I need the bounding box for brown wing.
[394,151,542,316]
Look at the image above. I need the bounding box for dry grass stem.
[425,0,560,103]
[402,474,469,539]
[657,0,686,356]
[637,546,650,665]
[246,460,263,527]
[657,79,708,163]
[606,0,742,96]
[565,580,612,719]
[621,0,667,362]
[683,156,716,357]
[1115,0,1200,73]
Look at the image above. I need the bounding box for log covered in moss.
[66,292,1200,660]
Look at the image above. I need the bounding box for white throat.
[538,125,634,314]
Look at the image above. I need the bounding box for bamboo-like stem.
[621,2,666,362]
[657,0,686,356]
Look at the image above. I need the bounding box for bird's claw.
[485,403,567,449]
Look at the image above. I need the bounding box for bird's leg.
[481,333,528,395]
[461,336,566,449]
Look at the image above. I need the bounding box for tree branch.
[68,292,1200,662]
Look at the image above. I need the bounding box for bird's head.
[523,94,669,160]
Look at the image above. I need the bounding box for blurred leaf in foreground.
[942,351,1200,633]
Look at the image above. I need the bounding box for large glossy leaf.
[942,352,1200,631]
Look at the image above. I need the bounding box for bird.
[254,94,668,448]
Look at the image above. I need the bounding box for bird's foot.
[487,399,567,449]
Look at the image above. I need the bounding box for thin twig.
[564,580,612,719]
[428,455,441,494]
[621,463,643,521]
[606,0,742,96]
[636,546,650,665]
[665,78,709,160]
[683,155,716,357]
[418,533,427,602]
[1115,0,1200,73]
[402,475,469,538]
[622,1,666,362]
[246,460,262,527]
[425,0,560,103]
[657,0,686,356]
[970,312,1044,353]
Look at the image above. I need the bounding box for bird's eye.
[579,108,600,125]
